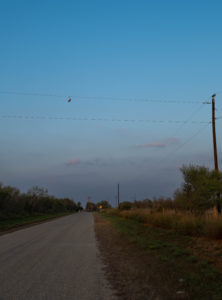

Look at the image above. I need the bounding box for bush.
[119,201,133,210]
[205,218,222,239]
[147,213,179,230]
[175,215,205,236]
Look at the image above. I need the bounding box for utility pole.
[117,184,120,208]
[87,196,91,211]
[212,94,218,171]
[115,196,118,208]
[212,94,221,213]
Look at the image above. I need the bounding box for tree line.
[0,184,82,221]
[1,164,222,218]
[118,165,222,214]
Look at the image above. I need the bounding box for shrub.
[175,215,205,236]
[147,213,179,230]
[205,217,222,239]
[119,201,133,210]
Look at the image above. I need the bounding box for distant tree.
[85,201,97,211]
[77,201,83,211]
[119,201,133,210]
[0,185,22,218]
[61,198,77,211]
[0,182,79,219]
[96,200,111,209]
[27,186,48,198]
[151,197,175,211]
[133,199,153,209]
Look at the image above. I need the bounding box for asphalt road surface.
[0,213,117,300]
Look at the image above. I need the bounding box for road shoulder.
[94,213,174,300]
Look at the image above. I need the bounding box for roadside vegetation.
[107,209,222,240]
[95,165,222,299]
[114,164,222,239]
[0,183,81,231]
[85,200,111,211]
[96,212,222,300]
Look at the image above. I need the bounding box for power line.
[0,91,206,104]
[169,103,206,137]
[159,122,211,162]
[0,114,210,124]
[174,124,211,151]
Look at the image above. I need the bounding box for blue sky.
[0,0,222,206]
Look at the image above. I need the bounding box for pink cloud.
[66,158,80,166]
[136,142,166,148]
[135,137,180,149]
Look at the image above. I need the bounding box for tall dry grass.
[106,208,222,239]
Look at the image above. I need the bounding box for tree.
[133,199,153,209]
[96,200,111,209]
[119,201,133,210]
[27,186,48,198]
[77,201,83,211]
[85,202,97,211]
[174,165,222,213]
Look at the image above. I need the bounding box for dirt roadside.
[94,213,187,300]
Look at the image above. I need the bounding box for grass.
[0,211,75,231]
[101,212,222,300]
[107,208,222,239]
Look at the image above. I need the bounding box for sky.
[0,0,222,206]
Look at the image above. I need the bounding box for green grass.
[102,212,222,300]
[0,212,75,231]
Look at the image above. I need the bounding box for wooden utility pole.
[212,94,218,171]
[212,94,221,213]
[115,196,118,208]
[117,184,120,208]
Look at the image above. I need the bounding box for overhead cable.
[0,114,211,124]
[0,91,206,104]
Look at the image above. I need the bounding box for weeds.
[205,218,222,239]
[101,212,222,300]
[106,208,222,239]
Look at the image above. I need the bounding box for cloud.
[135,137,180,149]
[136,142,166,148]
[47,171,97,179]
[66,158,80,166]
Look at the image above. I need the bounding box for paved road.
[0,213,117,300]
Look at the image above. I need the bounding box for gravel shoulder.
[94,213,163,300]
[94,213,193,300]
[94,212,222,300]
